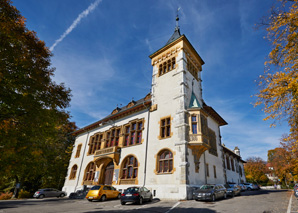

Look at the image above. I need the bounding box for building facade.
[62,23,246,200]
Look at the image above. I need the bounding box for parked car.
[224,184,241,197]
[243,183,254,191]
[294,184,298,191]
[238,183,247,191]
[85,185,121,202]
[33,188,67,199]
[252,183,260,190]
[120,186,153,205]
[193,184,227,202]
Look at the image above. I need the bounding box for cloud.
[50,0,102,51]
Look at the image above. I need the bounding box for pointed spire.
[165,7,182,46]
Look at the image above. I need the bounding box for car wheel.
[238,192,241,196]
[224,193,227,199]
[139,197,143,205]
[121,201,126,205]
[231,192,234,198]
[39,194,45,199]
[117,193,121,199]
[149,195,153,202]
[87,199,92,202]
[211,194,215,202]
[60,193,65,198]
[101,195,107,202]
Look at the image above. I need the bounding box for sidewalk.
[290,190,298,212]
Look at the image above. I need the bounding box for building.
[62,17,246,200]
[222,145,246,184]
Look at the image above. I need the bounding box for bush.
[18,190,32,198]
[0,192,13,200]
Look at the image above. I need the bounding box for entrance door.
[104,161,114,185]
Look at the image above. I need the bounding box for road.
[0,189,297,213]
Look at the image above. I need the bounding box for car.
[85,185,121,202]
[243,183,254,191]
[224,184,241,197]
[294,184,298,191]
[33,188,67,199]
[120,186,153,205]
[238,183,247,191]
[193,184,227,202]
[252,183,260,190]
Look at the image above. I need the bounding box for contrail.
[50,0,102,51]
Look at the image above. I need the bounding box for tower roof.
[165,26,182,46]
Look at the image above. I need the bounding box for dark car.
[33,188,67,199]
[224,184,241,197]
[193,184,227,202]
[120,186,153,205]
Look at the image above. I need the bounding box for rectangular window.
[160,117,171,139]
[75,144,82,158]
[208,128,218,156]
[106,128,120,148]
[158,57,176,76]
[206,163,209,177]
[213,165,217,178]
[123,120,144,147]
[191,115,198,134]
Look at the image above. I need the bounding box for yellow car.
[86,185,121,202]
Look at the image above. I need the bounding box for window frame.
[75,144,82,158]
[158,57,176,76]
[84,162,96,181]
[157,149,174,174]
[69,164,78,180]
[123,119,144,147]
[159,116,172,139]
[120,155,138,180]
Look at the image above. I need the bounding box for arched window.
[121,156,138,179]
[84,162,96,181]
[69,165,78,180]
[157,149,173,173]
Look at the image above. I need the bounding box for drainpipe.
[74,130,90,192]
[142,101,151,187]
[204,152,207,184]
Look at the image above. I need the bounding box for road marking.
[287,192,292,213]
[165,201,180,213]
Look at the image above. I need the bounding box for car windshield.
[91,186,101,190]
[200,185,214,189]
[125,187,139,193]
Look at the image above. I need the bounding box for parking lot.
[0,189,297,213]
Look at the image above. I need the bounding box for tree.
[244,157,269,184]
[255,0,298,136]
[268,134,298,183]
[0,0,76,197]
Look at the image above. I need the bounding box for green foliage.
[0,0,77,196]
[18,190,32,198]
[0,192,13,200]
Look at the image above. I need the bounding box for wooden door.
[104,162,114,185]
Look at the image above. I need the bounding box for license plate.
[88,196,94,199]
[126,194,132,196]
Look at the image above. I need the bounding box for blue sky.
[12,0,289,161]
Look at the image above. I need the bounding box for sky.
[11,0,290,161]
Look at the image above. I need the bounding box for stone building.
[62,19,246,200]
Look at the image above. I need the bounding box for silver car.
[33,188,67,199]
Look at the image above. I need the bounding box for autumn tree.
[0,0,76,196]
[244,157,269,184]
[255,0,298,136]
[268,134,298,184]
